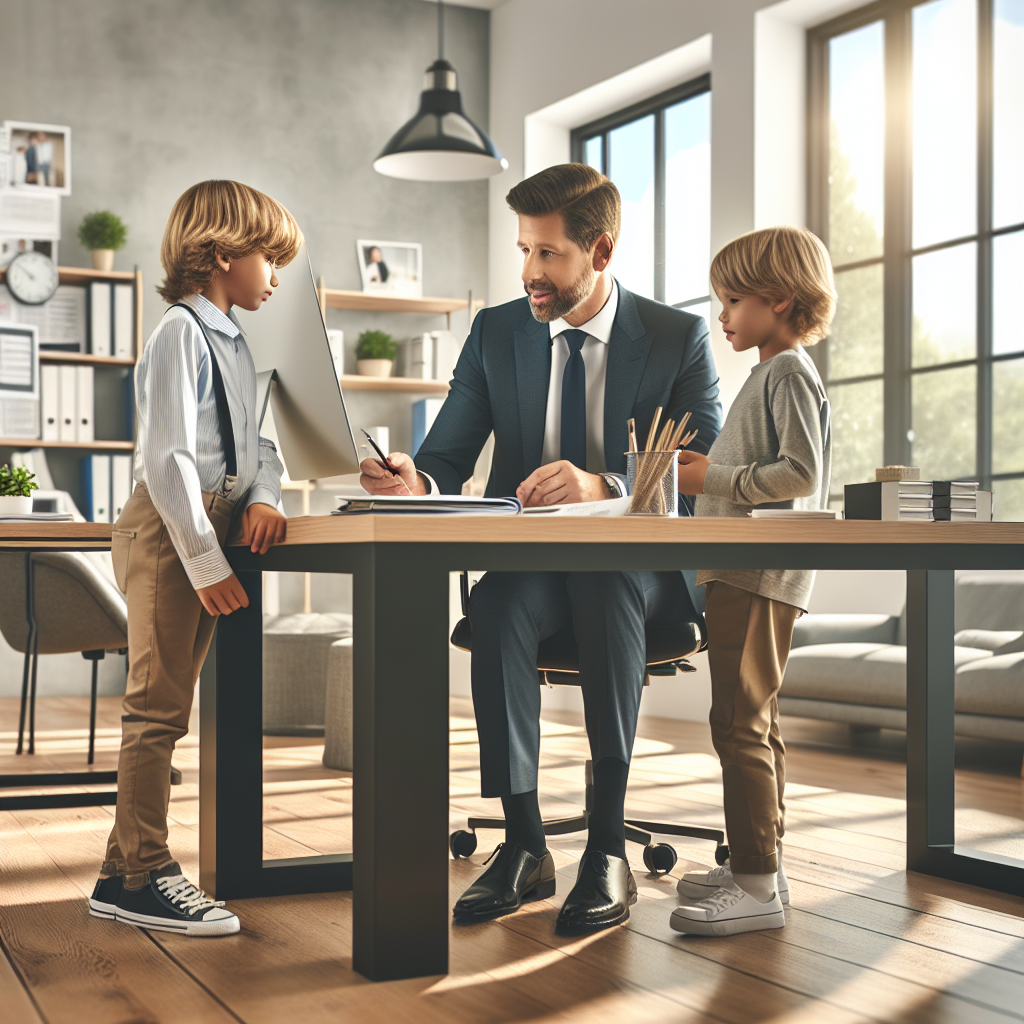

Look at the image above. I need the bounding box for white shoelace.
[700,860,732,886]
[157,874,226,917]
[698,886,746,917]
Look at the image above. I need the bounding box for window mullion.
[883,3,914,467]
[654,108,666,304]
[977,0,995,488]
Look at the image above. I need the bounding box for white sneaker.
[676,858,789,905]
[670,884,785,936]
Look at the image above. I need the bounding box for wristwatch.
[601,473,627,498]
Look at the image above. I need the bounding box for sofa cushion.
[955,573,1024,631]
[792,614,899,649]
[953,630,1022,652]
[782,643,992,709]
[953,652,1024,718]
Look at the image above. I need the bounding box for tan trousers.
[705,581,801,875]
[102,483,235,882]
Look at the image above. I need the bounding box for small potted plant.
[355,330,397,377]
[0,464,38,516]
[77,211,128,271]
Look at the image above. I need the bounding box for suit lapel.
[604,285,652,473]
[514,312,551,475]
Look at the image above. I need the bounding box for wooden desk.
[0,522,118,809]
[200,515,1024,982]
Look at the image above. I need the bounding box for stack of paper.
[845,481,992,522]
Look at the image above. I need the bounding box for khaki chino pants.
[102,483,235,881]
[705,581,801,876]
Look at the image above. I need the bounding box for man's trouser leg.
[102,485,233,882]
[705,582,800,875]
[468,572,570,797]
[566,571,693,765]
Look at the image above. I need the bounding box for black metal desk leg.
[906,569,955,867]
[906,570,1024,894]
[352,547,450,981]
[16,553,34,756]
[199,570,265,899]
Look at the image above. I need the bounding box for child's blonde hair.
[710,226,836,343]
[157,180,303,303]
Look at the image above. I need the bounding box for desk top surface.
[259,515,1023,547]
[2,516,1022,550]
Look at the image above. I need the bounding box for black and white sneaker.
[115,862,239,936]
[88,874,123,920]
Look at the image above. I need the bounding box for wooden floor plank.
[0,811,236,1024]
[0,941,44,1024]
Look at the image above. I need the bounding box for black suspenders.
[169,303,238,478]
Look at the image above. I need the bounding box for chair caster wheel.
[170,767,182,786]
[449,829,477,859]
[714,844,730,866]
[643,842,677,875]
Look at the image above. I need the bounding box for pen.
[361,428,399,476]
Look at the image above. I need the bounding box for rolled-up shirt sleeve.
[247,437,284,510]
[137,316,233,590]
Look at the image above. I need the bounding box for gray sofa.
[780,572,1024,744]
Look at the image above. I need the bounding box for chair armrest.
[791,613,900,649]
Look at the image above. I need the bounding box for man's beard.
[526,264,596,322]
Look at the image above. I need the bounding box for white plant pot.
[91,249,115,271]
[0,495,33,515]
[356,359,393,378]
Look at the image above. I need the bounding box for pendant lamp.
[373,1,507,181]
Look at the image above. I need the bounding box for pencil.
[645,407,663,452]
[627,418,637,454]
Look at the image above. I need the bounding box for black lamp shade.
[374,60,507,181]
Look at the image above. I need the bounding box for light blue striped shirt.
[133,293,283,589]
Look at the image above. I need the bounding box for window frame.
[570,73,712,311]
[808,0,1024,503]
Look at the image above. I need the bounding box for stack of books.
[845,481,992,522]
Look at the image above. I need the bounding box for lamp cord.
[437,0,444,60]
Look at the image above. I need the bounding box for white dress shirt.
[133,293,284,590]
[542,278,618,473]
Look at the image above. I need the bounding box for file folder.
[88,281,112,357]
[58,364,77,442]
[40,364,59,440]
[75,365,94,442]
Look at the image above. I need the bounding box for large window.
[810,0,1024,519]
[571,76,712,329]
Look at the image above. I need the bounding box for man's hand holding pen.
[359,451,427,496]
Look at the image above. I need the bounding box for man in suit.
[360,163,722,933]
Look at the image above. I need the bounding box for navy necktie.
[559,328,588,469]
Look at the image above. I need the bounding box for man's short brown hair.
[157,180,303,303]
[710,226,837,343]
[506,164,620,251]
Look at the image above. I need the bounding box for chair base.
[450,759,726,875]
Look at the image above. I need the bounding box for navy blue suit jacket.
[415,282,724,610]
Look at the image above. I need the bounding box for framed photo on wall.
[357,239,422,298]
[3,121,72,195]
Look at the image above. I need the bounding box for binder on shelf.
[113,283,134,359]
[431,330,461,383]
[88,281,113,357]
[81,454,112,523]
[58,364,77,442]
[40,363,59,440]
[407,334,434,380]
[111,453,133,520]
[75,365,94,442]
[412,397,444,456]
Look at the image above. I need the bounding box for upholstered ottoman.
[262,613,352,735]
[323,638,354,770]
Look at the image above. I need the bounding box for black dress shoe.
[453,843,556,923]
[556,850,637,934]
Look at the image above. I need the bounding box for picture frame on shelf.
[357,239,422,298]
[3,121,72,195]
[0,153,11,190]
[0,238,57,269]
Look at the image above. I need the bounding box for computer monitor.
[232,242,360,481]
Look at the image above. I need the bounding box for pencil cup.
[626,451,678,516]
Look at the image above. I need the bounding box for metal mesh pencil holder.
[626,451,679,516]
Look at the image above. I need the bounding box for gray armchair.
[0,551,128,763]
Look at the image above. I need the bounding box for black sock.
[501,789,546,858]
[585,757,629,860]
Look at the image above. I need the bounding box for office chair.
[448,571,727,875]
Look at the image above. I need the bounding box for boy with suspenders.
[88,180,301,936]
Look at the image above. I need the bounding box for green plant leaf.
[77,211,128,251]
[0,464,38,497]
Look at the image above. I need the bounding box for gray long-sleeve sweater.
[695,346,831,611]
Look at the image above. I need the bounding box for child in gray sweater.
[669,226,835,937]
